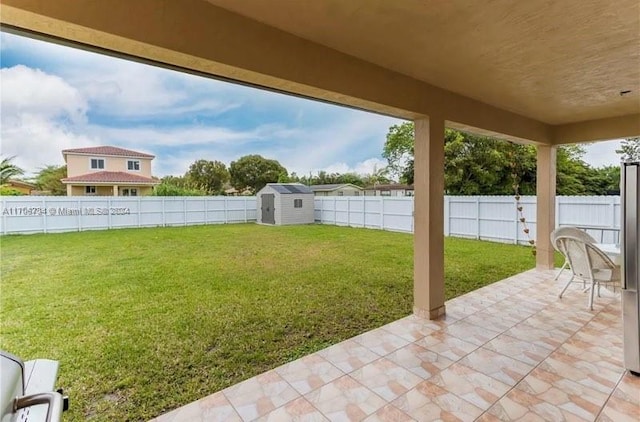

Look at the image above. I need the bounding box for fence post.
[108,198,112,229]
[362,196,366,227]
[77,199,82,232]
[244,197,248,222]
[475,197,480,240]
[42,198,47,234]
[380,198,385,230]
[204,197,209,225]
[514,196,519,245]
[347,197,351,227]
[224,197,229,223]
[555,196,560,229]
[610,196,616,237]
[138,197,142,228]
[183,197,187,226]
[162,197,166,227]
[443,196,449,236]
[333,197,337,224]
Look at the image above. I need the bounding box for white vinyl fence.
[0,196,256,235]
[0,195,620,243]
[314,195,621,245]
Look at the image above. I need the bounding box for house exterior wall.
[66,154,153,177]
[69,185,113,196]
[68,185,154,196]
[6,182,33,194]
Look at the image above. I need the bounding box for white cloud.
[0,66,97,175]
[1,34,402,180]
[320,158,388,176]
[582,140,623,168]
[1,65,87,123]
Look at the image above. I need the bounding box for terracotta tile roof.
[62,146,154,158]
[61,171,159,184]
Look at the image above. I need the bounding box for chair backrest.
[556,235,616,279]
[550,227,597,253]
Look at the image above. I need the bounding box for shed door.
[261,194,275,224]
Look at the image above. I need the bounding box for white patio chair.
[550,227,597,281]
[556,235,621,310]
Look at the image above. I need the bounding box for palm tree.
[0,156,25,185]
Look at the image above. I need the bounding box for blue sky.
[0,32,624,179]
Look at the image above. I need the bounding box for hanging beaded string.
[508,145,536,256]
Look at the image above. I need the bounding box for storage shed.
[256,183,315,225]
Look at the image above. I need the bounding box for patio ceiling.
[2,0,639,144]
[208,0,639,127]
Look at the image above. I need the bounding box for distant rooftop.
[308,183,362,191]
[365,183,414,190]
[62,146,155,159]
[266,183,313,194]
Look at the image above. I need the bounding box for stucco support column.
[413,117,446,319]
[536,145,556,270]
[66,185,73,196]
[113,185,118,196]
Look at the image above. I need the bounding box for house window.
[338,191,344,196]
[122,188,138,197]
[405,191,414,196]
[294,199,303,208]
[354,191,360,196]
[127,160,140,171]
[380,191,391,196]
[85,186,96,195]
[90,158,105,169]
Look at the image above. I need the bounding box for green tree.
[229,155,288,193]
[381,122,611,195]
[35,165,67,196]
[0,156,25,185]
[362,166,391,187]
[336,173,365,187]
[152,182,206,196]
[0,187,25,196]
[616,137,640,161]
[184,159,229,194]
[382,122,414,181]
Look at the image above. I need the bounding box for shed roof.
[266,183,313,194]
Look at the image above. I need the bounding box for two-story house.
[61,146,160,196]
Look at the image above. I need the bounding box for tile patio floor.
[152,269,639,421]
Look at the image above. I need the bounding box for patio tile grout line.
[586,302,627,422]
[473,289,619,421]
[177,270,623,422]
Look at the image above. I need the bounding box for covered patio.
[1,0,638,420]
[153,270,637,421]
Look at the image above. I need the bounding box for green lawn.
[0,224,554,421]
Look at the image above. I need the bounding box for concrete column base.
[413,304,446,320]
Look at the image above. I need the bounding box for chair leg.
[589,280,596,310]
[559,275,574,298]
[554,261,569,281]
